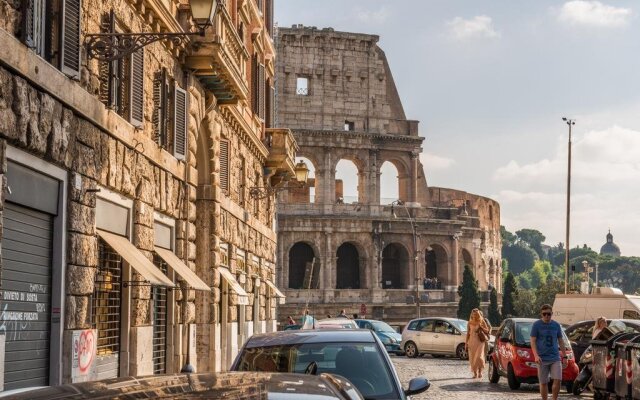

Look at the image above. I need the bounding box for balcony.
[264,128,298,186]
[186,7,249,104]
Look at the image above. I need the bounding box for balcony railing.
[186,6,249,104]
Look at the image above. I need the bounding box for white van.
[553,287,640,325]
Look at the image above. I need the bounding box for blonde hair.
[469,308,484,324]
[596,316,607,328]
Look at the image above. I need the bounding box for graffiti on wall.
[72,329,97,382]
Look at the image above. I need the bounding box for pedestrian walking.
[465,308,490,378]
[286,315,296,326]
[592,316,607,339]
[530,304,568,400]
[301,309,315,329]
[337,309,348,318]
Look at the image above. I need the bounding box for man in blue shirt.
[530,304,568,400]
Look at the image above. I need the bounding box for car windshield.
[371,321,396,333]
[451,320,468,332]
[236,342,399,399]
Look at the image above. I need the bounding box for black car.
[564,319,640,361]
[231,329,430,399]
[2,372,365,400]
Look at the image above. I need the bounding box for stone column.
[410,151,419,204]
[370,150,379,206]
[451,234,460,289]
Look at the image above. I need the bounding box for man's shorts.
[538,360,562,384]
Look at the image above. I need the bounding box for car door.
[415,319,435,352]
[431,320,456,353]
[496,320,514,372]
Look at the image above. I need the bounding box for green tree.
[457,265,481,320]
[503,243,539,275]
[488,287,501,326]
[501,225,517,246]
[514,289,538,318]
[535,277,564,311]
[502,272,518,318]
[516,228,546,259]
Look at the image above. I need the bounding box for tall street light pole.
[562,117,575,294]
[392,200,420,318]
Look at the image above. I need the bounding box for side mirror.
[404,377,430,396]
[500,337,512,343]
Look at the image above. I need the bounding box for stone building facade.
[0,0,295,392]
[275,26,502,322]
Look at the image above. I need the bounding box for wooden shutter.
[219,140,229,193]
[265,78,274,128]
[173,85,188,160]
[21,0,46,56]
[129,49,144,127]
[59,0,81,78]
[251,54,259,114]
[258,63,265,120]
[152,69,168,147]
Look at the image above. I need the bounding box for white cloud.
[445,15,500,40]
[420,152,456,171]
[354,6,389,24]
[558,1,632,28]
[494,125,640,183]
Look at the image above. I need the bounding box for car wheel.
[507,364,520,390]
[488,359,500,383]
[456,344,468,360]
[404,341,419,358]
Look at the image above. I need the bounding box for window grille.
[92,239,122,357]
[152,254,168,374]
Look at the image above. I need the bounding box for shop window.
[152,254,168,374]
[92,239,122,358]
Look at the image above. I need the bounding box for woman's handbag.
[477,327,489,343]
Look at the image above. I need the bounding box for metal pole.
[563,118,574,294]
[404,203,420,319]
[595,262,599,288]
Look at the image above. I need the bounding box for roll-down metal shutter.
[1,202,53,390]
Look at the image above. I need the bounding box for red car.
[488,318,579,392]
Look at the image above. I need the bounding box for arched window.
[288,242,317,289]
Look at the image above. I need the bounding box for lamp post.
[86,0,219,62]
[391,200,420,318]
[562,117,575,294]
[249,160,310,200]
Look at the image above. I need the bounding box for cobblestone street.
[392,355,591,399]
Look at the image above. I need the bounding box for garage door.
[1,202,53,390]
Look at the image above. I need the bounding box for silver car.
[401,317,469,359]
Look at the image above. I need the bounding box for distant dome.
[600,230,621,257]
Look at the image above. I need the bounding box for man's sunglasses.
[542,312,553,316]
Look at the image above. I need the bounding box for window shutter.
[59,0,81,78]
[265,79,274,128]
[21,0,46,56]
[173,85,188,160]
[152,69,168,147]
[251,54,259,114]
[258,63,265,120]
[129,49,144,127]
[219,140,230,193]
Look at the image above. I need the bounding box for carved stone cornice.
[292,129,424,145]
[218,106,269,163]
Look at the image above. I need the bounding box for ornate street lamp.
[86,0,218,62]
[391,199,421,318]
[249,160,310,200]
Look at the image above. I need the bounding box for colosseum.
[274,25,502,323]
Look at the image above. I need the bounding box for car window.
[500,321,513,340]
[434,320,451,334]
[407,320,419,330]
[567,323,591,343]
[419,320,435,332]
[515,322,532,345]
[235,342,399,399]
[451,320,468,332]
[623,310,640,319]
[372,321,396,333]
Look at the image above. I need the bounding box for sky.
[275,0,640,256]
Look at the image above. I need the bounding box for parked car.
[1,372,365,400]
[231,329,431,399]
[355,319,404,355]
[312,318,360,329]
[564,318,640,361]
[401,317,469,359]
[488,317,579,392]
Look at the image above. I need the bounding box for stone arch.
[336,242,360,289]
[424,243,449,287]
[378,156,410,203]
[382,242,410,289]
[289,156,316,204]
[331,152,367,204]
[288,242,319,289]
[461,248,473,271]
[379,161,399,205]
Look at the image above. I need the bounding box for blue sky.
[275,0,640,256]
